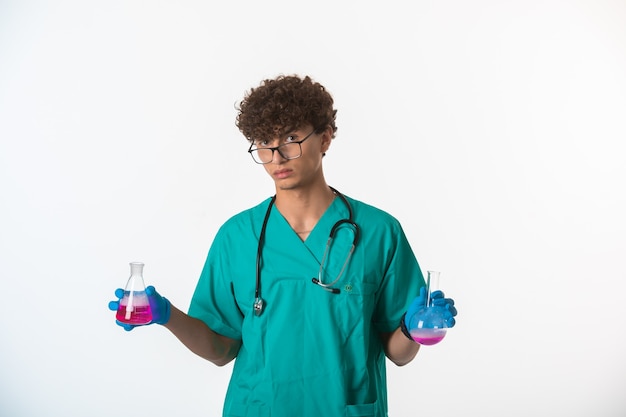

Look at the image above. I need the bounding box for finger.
[447,305,458,317]
[108,300,119,311]
[146,285,155,295]
[419,286,427,299]
[114,288,124,298]
[433,299,457,316]
[432,298,445,306]
[407,295,424,313]
[446,317,456,328]
[116,320,134,331]
[430,290,445,299]
[432,297,455,307]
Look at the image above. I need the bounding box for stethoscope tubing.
[253,187,359,315]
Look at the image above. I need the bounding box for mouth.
[273,169,292,179]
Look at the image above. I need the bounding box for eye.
[285,135,298,143]
[255,139,271,148]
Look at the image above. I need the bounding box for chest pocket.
[328,278,378,341]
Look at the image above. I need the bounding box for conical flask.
[116,262,153,324]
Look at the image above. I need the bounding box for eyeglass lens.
[251,142,302,164]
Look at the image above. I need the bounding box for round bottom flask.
[407,306,448,345]
[406,270,448,346]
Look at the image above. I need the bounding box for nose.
[271,148,288,164]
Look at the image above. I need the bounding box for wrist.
[399,312,415,342]
[151,297,171,325]
[160,297,172,325]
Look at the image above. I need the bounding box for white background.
[1,1,625,416]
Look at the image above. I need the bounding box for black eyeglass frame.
[247,129,317,164]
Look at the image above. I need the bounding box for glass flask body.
[408,306,448,345]
[116,262,153,325]
[407,270,448,345]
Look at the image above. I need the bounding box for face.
[252,124,332,191]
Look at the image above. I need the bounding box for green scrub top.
[189,193,425,417]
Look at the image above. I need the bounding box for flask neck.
[130,262,144,277]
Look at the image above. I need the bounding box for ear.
[319,126,333,154]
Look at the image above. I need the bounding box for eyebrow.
[257,129,302,143]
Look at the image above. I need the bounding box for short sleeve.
[372,221,425,333]
[188,224,244,340]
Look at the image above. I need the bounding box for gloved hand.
[403,287,458,331]
[404,286,428,331]
[108,285,171,331]
[429,289,457,328]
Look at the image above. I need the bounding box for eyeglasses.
[248,129,317,164]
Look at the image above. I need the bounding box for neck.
[274,183,336,236]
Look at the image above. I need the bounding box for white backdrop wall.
[1,1,625,416]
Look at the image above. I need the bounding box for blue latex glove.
[430,289,457,327]
[404,287,458,330]
[108,285,171,331]
[404,286,428,329]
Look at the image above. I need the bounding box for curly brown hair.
[236,75,338,143]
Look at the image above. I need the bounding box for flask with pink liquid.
[407,270,448,345]
[116,262,153,325]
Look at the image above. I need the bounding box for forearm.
[164,305,241,367]
[381,327,420,366]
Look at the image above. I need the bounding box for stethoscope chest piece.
[253,297,265,316]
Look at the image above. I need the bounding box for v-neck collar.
[270,196,347,265]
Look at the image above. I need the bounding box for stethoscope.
[253,186,360,316]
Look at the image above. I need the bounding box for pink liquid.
[412,334,446,345]
[116,292,152,324]
[410,328,447,346]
